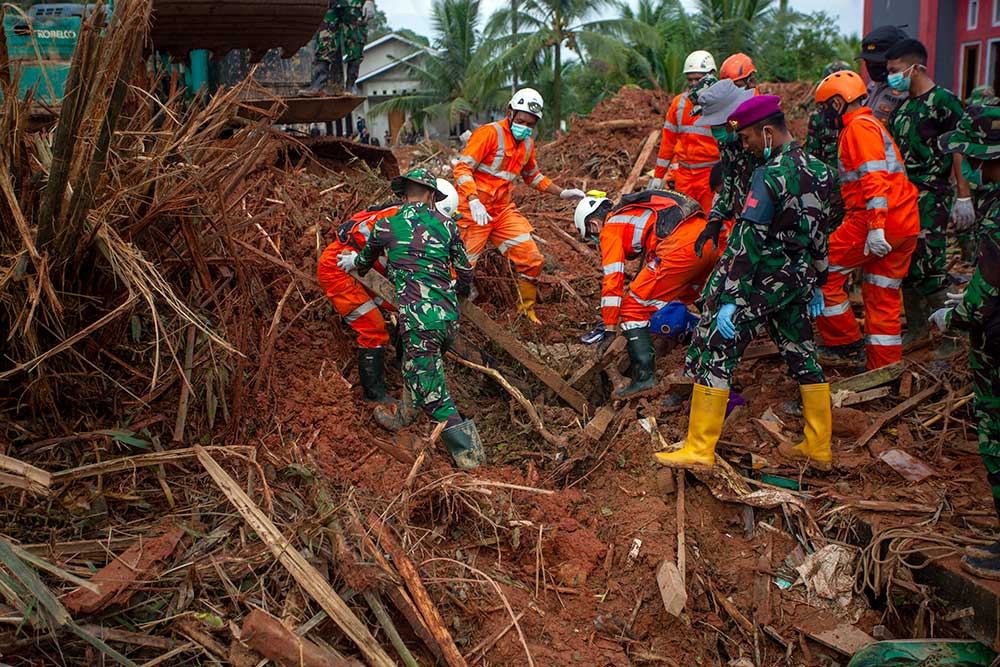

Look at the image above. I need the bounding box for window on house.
[970,0,979,29]
[994,0,1000,25]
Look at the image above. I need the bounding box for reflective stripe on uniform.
[620,321,650,331]
[829,265,855,274]
[601,296,622,308]
[866,197,888,210]
[456,174,475,186]
[656,158,671,168]
[676,92,688,126]
[864,273,902,289]
[497,233,533,254]
[821,300,851,317]
[358,224,371,240]
[838,115,904,182]
[866,333,902,346]
[627,294,669,309]
[603,262,625,275]
[529,173,545,187]
[663,121,678,131]
[467,252,481,263]
[606,209,654,255]
[676,125,713,137]
[345,300,378,323]
[677,160,718,169]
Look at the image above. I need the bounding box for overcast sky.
[381,0,865,44]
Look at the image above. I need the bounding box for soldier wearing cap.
[337,168,485,469]
[930,106,1000,578]
[658,95,838,472]
[857,25,909,123]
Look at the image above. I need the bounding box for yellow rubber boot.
[654,384,728,468]
[778,383,832,471]
[516,280,542,325]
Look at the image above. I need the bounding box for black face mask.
[820,103,844,131]
[865,60,888,83]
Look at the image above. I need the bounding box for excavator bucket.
[149,0,329,60]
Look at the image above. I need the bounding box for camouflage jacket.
[888,85,964,190]
[804,107,840,170]
[355,202,474,331]
[949,182,1000,349]
[720,141,836,317]
[710,139,761,223]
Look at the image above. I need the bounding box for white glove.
[928,307,952,333]
[647,177,664,190]
[863,228,892,257]
[560,188,586,200]
[337,250,358,272]
[944,291,965,308]
[362,0,376,21]
[469,198,492,226]
[952,196,975,231]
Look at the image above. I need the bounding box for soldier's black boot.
[358,347,397,405]
[614,327,656,399]
[818,340,866,369]
[441,417,486,470]
[901,287,930,349]
[346,59,361,94]
[298,60,330,96]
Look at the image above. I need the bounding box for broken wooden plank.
[622,130,660,195]
[50,446,249,484]
[834,386,890,407]
[656,560,686,617]
[240,609,361,667]
[830,362,904,394]
[583,405,616,441]
[0,453,51,495]
[356,269,591,415]
[898,371,913,398]
[753,537,772,627]
[797,614,875,656]
[195,446,396,667]
[854,382,942,451]
[568,336,626,389]
[63,524,184,615]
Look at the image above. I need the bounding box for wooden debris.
[898,371,913,398]
[568,335,626,389]
[854,382,942,451]
[50,446,248,484]
[174,615,228,660]
[753,537,772,627]
[621,130,660,194]
[583,405,617,441]
[796,615,875,656]
[63,524,184,615]
[656,560,686,617]
[240,609,361,667]
[0,453,52,495]
[833,386,891,408]
[195,446,396,667]
[830,361,904,394]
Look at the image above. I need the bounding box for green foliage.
[755,7,843,82]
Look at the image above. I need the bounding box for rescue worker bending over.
[453,88,585,324]
[651,50,720,214]
[575,188,719,398]
[813,70,920,370]
[337,169,484,470]
[661,96,837,471]
[317,180,459,405]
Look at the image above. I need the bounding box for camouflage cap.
[821,61,852,79]
[391,168,447,201]
[968,84,1000,107]
[938,105,1000,159]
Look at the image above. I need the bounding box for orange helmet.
[815,70,867,104]
[720,53,757,82]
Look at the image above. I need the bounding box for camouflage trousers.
[970,338,1000,506]
[903,185,952,297]
[401,324,458,422]
[684,299,825,390]
[317,3,367,63]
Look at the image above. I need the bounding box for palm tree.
[367,0,505,133]
[615,0,695,92]
[693,0,775,59]
[485,0,657,132]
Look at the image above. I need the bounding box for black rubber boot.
[346,59,361,94]
[298,60,330,96]
[902,287,930,349]
[441,418,486,470]
[818,340,866,367]
[358,347,396,405]
[614,327,656,399]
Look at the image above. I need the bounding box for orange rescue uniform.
[816,107,920,369]
[317,205,397,348]
[654,91,720,215]
[598,192,728,329]
[453,118,552,281]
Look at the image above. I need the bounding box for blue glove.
[808,288,824,319]
[716,304,737,340]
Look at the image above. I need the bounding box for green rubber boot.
[441,418,486,470]
[614,326,656,399]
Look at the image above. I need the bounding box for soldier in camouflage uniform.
[659,96,837,471]
[932,105,1000,578]
[960,86,1000,260]
[339,168,485,469]
[804,61,852,169]
[884,39,974,349]
[300,0,375,95]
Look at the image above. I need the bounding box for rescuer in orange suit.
[452,88,585,324]
[574,182,726,399]
[720,52,757,90]
[317,179,460,403]
[650,50,720,215]
[812,70,920,370]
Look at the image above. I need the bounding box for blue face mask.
[887,64,914,92]
[511,123,533,141]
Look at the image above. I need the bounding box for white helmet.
[683,50,717,74]
[509,87,544,118]
[574,194,610,238]
[435,178,459,218]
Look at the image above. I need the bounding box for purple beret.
[727,95,782,131]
